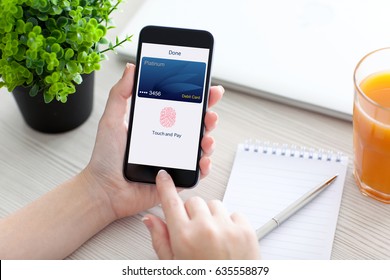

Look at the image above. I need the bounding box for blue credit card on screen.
[138,57,206,103]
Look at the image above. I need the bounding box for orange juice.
[353,71,390,203]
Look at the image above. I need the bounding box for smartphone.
[123,26,214,188]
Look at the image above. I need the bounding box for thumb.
[142,215,174,259]
[101,63,135,124]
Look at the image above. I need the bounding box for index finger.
[208,85,224,108]
[156,170,189,228]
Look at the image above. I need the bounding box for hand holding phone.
[123,26,214,188]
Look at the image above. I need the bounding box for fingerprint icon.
[160,107,176,128]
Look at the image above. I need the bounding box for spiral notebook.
[223,141,348,260]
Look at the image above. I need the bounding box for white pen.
[256,174,338,240]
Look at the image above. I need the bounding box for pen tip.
[329,174,338,183]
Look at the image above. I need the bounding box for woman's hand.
[84,63,224,220]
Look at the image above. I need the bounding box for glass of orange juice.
[353,47,390,203]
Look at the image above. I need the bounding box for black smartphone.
[123,26,214,188]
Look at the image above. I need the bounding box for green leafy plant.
[0,0,131,103]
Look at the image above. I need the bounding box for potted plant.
[0,0,131,133]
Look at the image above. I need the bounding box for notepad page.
[223,144,348,260]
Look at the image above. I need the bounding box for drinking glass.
[353,47,390,203]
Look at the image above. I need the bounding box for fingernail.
[214,112,219,126]
[218,85,225,94]
[122,63,132,78]
[157,169,170,180]
[142,216,153,231]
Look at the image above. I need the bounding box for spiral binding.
[243,140,344,162]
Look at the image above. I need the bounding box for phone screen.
[127,42,210,172]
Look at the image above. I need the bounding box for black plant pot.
[12,73,94,133]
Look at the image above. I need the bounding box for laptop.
[117,0,390,121]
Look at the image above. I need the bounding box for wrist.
[78,166,118,225]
